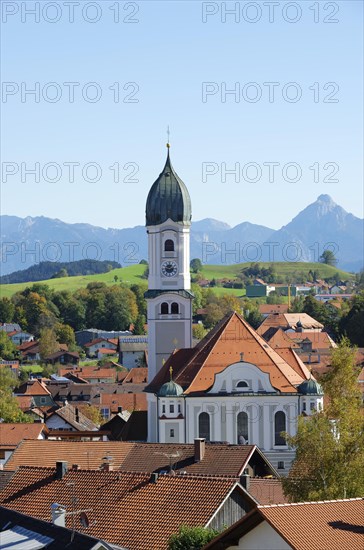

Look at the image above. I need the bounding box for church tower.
[145,144,193,383]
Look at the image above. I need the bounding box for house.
[45,403,99,432]
[0,506,118,550]
[146,311,323,474]
[3,440,135,471]
[0,323,21,333]
[246,284,276,298]
[77,366,117,384]
[204,498,364,550]
[44,350,80,365]
[257,313,324,335]
[75,329,131,347]
[0,423,47,467]
[258,304,289,316]
[18,341,68,363]
[0,464,260,550]
[7,330,34,346]
[14,379,55,408]
[84,337,118,358]
[118,336,148,369]
[99,392,147,419]
[2,440,285,504]
[0,360,19,375]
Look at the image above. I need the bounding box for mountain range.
[1,195,363,276]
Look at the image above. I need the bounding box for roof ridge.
[258,497,364,508]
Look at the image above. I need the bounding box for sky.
[1,0,363,231]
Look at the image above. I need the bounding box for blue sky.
[1,0,363,230]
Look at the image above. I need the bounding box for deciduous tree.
[283,340,364,501]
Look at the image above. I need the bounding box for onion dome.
[298,378,323,395]
[157,379,183,397]
[146,147,191,226]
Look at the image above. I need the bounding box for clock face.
[161,260,178,278]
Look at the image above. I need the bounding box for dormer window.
[164,239,174,252]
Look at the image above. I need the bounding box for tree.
[190,258,202,273]
[133,314,146,335]
[0,368,32,422]
[55,324,76,349]
[320,249,337,266]
[78,404,103,426]
[168,525,219,550]
[192,323,207,340]
[339,291,364,346]
[283,340,364,501]
[0,297,15,323]
[39,328,59,361]
[0,331,18,360]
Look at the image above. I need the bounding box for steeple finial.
[169,366,173,381]
[166,125,171,149]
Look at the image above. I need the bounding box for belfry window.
[165,239,174,252]
[171,302,179,314]
[161,302,169,314]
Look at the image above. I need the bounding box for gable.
[208,362,277,394]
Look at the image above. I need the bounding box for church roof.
[145,150,192,226]
[147,312,307,395]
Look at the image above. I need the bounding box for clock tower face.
[161,260,178,278]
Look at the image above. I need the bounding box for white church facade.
[144,146,323,473]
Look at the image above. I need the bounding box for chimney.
[75,407,80,423]
[117,406,123,414]
[72,464,79,471]
[194,438,206,462]
[51,503,66,527]
[240,472,250,491]
[150,472,158,483]
[102,455,113,471]
[55,461,68,480]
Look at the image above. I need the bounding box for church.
[144,145,323,473]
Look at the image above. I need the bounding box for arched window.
[237,411,248,444]
[274,411,286,446]
[161,302,169,314]
[171,302,179,314]
[164,239,174,252]
[198,412,210,441]
[236,381,249,390]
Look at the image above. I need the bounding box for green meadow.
[0,262,353,299]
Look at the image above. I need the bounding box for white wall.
[227,520,292,549]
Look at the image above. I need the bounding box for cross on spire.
[240,352,244,362]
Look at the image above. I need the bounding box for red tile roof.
[258,498,364,549]
[258,304,289,314]
[100,392,147,412]
[148,312,305,394]
[4,441,279,486]
[286,331,337,349]
[257,313,324,333]
[122,367,148,384]
[0,423,46,449]
[15,379,51,396]
[0,466,246,550]
[205,498,364,549]
[4,440,135,471]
